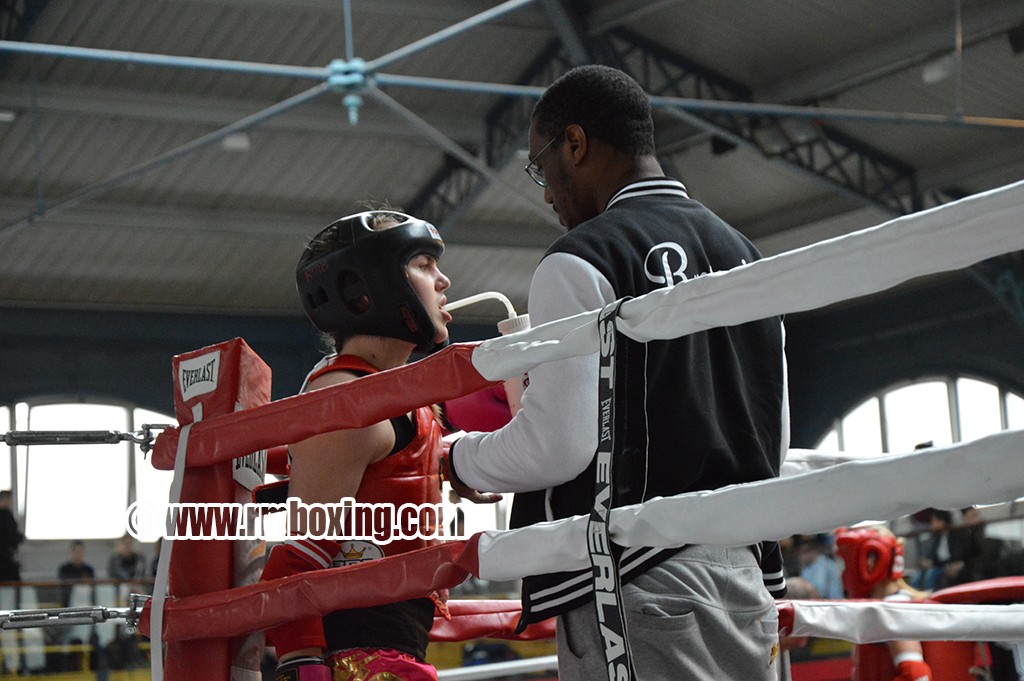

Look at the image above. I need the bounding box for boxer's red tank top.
[305,354,443,659]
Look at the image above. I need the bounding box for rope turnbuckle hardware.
[2,424,173,454]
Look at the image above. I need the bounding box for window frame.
[7,399,175,541]
[817,374,1022,454]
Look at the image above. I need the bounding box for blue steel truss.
[407,23,936,234]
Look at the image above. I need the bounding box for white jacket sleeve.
[452,252,615,493]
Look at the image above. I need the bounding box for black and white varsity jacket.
[454,178,788,626]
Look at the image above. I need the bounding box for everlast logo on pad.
[232,449,267,491]
[178,351,221,402]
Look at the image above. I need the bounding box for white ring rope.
[471,179,1024,382]
[780,448,895,476]
[786,600,1024,644]
[473,429,1024,581]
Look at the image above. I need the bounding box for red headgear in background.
[834,527,905,598]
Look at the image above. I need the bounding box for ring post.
[161,339,270,681]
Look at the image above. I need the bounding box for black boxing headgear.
[296,211,445,351]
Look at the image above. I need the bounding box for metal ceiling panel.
[1,0,1021,326]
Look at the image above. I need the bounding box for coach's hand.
[443,438,502,504]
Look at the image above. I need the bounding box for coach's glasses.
[524,130,565,187]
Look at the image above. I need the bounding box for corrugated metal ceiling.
[1,0,1021,325]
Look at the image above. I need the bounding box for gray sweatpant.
[556,544,780,681]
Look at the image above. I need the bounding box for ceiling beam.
[407,3,952,226]
[595,28,919,216]
[406,40,573,231]
[540,0,591,66]
[2,82,485,146]
[1,82,335,236]
[0,196,312,236]
[756,0,1024,104]
[406,0,593,233]
[10,0,1010,237]
[586,0,682,35]
[0,0,46,43]
[165,0,552,31]
[406,0,686,231]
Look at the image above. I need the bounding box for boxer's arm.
[262,369,391,660]
[273,656,333,681]
[889,643,932,681]
[453,253,614,493]
[260,538,342,657]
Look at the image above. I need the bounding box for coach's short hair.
[532,65,655,157]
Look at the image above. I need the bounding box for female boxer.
[261,210,454,681]
[835,527,933,681]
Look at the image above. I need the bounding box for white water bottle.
[496,313,531,416]
[444,292,531,416]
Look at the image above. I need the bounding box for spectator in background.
[107,535,147,582]
[0,490,24,582]
[798,534,845,599]
[945,506,989,586]
[58,540,94,582]
[913,509,954,590]
[57,540,95,607]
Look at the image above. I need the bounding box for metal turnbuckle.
[2,424,172,453]
[0,594,149,632]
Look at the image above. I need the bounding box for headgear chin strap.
[296,211,445,352]
[834,527,905,598]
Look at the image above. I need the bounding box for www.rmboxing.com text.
[125,498,449,541]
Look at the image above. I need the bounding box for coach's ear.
[564,123,589,167]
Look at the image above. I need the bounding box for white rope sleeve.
[475,428,1024,581]
[471,179,1024,382]
[780,447,888,476]
[790,600,1024,644]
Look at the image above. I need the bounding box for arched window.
[816,377,1024,583]
[7,401,176,541]
[816,376,1024,454]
